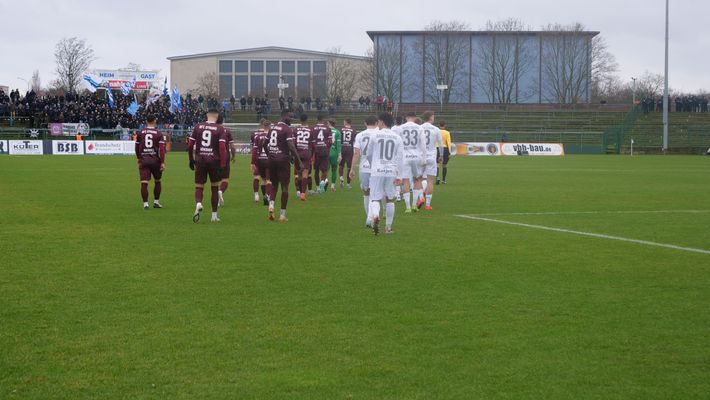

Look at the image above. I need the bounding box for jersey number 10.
[377,139,395,161]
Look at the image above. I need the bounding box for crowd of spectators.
[641,95,709,114]
[0,88,209,129]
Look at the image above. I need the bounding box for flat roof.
[366,30,600,40]
[168,46,370,61]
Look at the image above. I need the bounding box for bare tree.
[539,23,592,104]
[123,62,143,71]
[590,35,619,102]
[415,20,471,103]
[324,47,360,102]
[361,46,376,97]
[194,72,219,98]
[371,36,406,101]
[635,71,665,98]
[475,18,535,103]
[54,37,95,93]
[30,70,41,93]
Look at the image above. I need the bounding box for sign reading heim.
[90,69,161,90]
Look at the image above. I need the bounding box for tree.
[415,20,471,103]
[371,36,406,101]
[123,62,143,71]
[539,23,592,104]
[30,70,41,93]
[635,71,665,98]
[590,35,619,102]
[475,18,535,103]
[324,47,361,102]
[54,37,95,94]
[194,72,219,98]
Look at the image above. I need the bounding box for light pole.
[631,77,637,105]
[662,0,670,153]
[17,77,29,92]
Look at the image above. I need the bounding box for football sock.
[195,187,204,203]
[404,192,411,209]
[210,186,219,212]
[153,181,161,201]
[302,178,309,194]
[413,189,422,204]
[252,178,259,193]
[220,181,229,193]
[265,182,273,200]
[347,173,351,184]
[443,167,448,181]
[281,190,289,210]
[140,182,149,202]
[280,209,286,217]
[363,195,370,216]
[260,184,266,197]
[369,200,381,221]
[426,194,432,206]
[338,165,344,179]
[385,202,395,228]
[308,176,313,190]
[212,211,218,219]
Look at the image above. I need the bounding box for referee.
[436,121,452,184]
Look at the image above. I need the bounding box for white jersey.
[392,122,426,162]
[420,122,443,160]
[365,128,404,178]
[353,128,376,173]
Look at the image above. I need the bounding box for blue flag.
[162,77,168,96]
[106,88,115,109]
[169,86,182,114]
[83,75,101,93]
[121,77,136,96]
[127,94,139,117]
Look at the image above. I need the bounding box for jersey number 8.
[269,131,278,147]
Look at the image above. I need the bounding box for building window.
[284,75,295,97]
[266,75,280,96]
[313,75,326,98]
[235,60,248,73]
[297,61,311,74]
[266,61,279,74]
[282,61,295,73]
[313,60,326,74]
[251,75,264,96]
[297,75,310,99]
[251,60,264,73]
[219,75,233,98]
[219,60,233,74]
[235,76,248,97]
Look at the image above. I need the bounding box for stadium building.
[368,30,598,104]
[167,46,371,100]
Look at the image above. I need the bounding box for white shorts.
[359,172,371,191]
[369,175,398,201]
[402,158,424,180]
[424,158,437,176]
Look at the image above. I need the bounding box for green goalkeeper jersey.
[329,128,342,159]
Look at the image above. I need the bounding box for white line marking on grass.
[454,215,710,256]
[475,210,710,217]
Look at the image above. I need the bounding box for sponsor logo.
[487,143,499,155]
[99,72,115,78]
[0,140,6,154]
[500,143,565,156]
[53,141,85,155]
[9,140,43,155]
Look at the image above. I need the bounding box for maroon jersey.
[312,123,332,156]
[341,126,356,151]
[265,122,294,162]
[294,125,314,159]
[251,129,269,161]
[190,122,226,164]
[224,128,235,147]
[136,128,165,161]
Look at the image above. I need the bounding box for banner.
[85,140,135,155]
[52,140,85,155]
[0,140,8,155]
[8,140,43,155]
[500,143,565,156]
[48,123,90,137]
[456,142,501,156]
[90,69,161,91]
[232,142,253,155]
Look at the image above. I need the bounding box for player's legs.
[208,165,221,221]
[313,156,321,191]
[252,171,261,202]
[193,164,207,222]
[344,154,353,186]
[300,158,310,200]
[338,157,346,186]
[360,172,371,226]
[424,158,437,209]
[442,149,450,183]
[267,162,278,220]
[151,164,163,208]
[384,179,398,233]
[329,155,338,191]
[138,163,151,209]
[402,178,412,211]
[369,176,385,235]
[277,162,291,221]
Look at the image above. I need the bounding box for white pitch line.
[455,214,710,256]
[474,210,710,217]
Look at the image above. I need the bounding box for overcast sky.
[1,0,708,94]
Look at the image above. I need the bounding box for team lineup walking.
[141,109,451,235]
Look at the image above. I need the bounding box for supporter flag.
[106,88,116,109]
[121,76,136,96]
[162,77,168,96]
[127,94,139,117]
[83,75,101,93]
[169,86,183,114]
[146,88,161,107]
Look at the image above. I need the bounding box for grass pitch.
[1,154,709,399]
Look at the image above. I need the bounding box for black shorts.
[255,159,269,179]
[269,159,291,187]
[195,161,221,184]
[442,148,450,164]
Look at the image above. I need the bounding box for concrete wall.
[170,56,217,94]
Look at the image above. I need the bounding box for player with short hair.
[338,118,356,189]
[250,119,271,205]
[365,113,404,235]
[392,111,426,213]
[419,111,443,210]
[327,119,342,192]
[437,120,452,184]
[311,115,332,193]
[135,114,166,209]
[350,115,378,227]
[217,115,236,207]
[263,109,302,222]
[188,108,228,223]
[294,113,315,201]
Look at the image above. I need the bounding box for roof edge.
[168,46,370,61]
[367,30,600,40]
